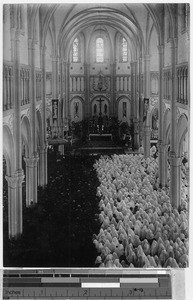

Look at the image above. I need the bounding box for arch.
[3,124,15,176]
[163,108,171,145]
[21,115,32,157]
[177,113,188,157]
[36,109,43,147]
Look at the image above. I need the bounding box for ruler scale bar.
[3,270,172,300]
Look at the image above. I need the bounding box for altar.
[89,133,112,141]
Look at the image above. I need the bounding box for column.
[170,38,180,207]
[24,155,39,206]
[9,26,25,238]
[138,57,143,146]
[133,60,139,150]
[3,67,7,110]
[66,62,70,120]
[37,144,47,187]
[59,58,64,132]
[28,39,40,202]
[52,56,59,128]
[84,63,90,118]
[157,45,165,186]
[133,119,140,150]
[63,61,67,120]
[111,62,116,117]
[143,54,151,157]
[40,46,48,186]
[130,61,135,148]
[169,154,182,208]
[52,56,59,99]
[14,29,22,171]
[5,171,25,238]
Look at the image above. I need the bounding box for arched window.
[96,37,104,63]
[181,4,189,32]
[20,5,25,32]
[72,37,80,62]
[121,37,128,62]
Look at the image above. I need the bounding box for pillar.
[157,45,165,186]
[28,39,40,201]
[144,126,151,157]
[63,60,68,120]
[24,155,39,206]
[143,54,151,157]
[133,119,140,150]
[84,63,90,118]
[5,171,25,238]
[169,154,182,208]
[130,61,135,120]
[111,62,116,117]
[170,38,180,207]
[138,56,143,146]
[133,60,139,150]
[40,45,48,186]
[13,29,22,171]
[65,62,70,120]
[59,58,64,123]
[37,144,47,187]
[52,56,59,99]
[11,28,25,238]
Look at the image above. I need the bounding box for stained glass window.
[72,38,80,62]
[96,38,104,63]
[122,37,128,62]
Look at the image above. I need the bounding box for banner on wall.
[52,99,58,120]
[143,98,149,122]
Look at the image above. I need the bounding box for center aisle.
[41,152,102,267]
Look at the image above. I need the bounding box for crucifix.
[96,98,104,116]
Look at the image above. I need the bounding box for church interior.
[3,3,190,268]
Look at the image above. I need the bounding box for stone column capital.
[157,44,165,54]
[169,151,182,166]
[170,37,178,49]
[52,55,59,62]
[40,45,47,55]
[28,38,36,52]
[24,154,39,167]
[5,170,25,188]
[15,29,21,41]
[38,143,48,153]
[144,125,151,132]
[10,28,16,41]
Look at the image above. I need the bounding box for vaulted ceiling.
[37,3,167,60]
